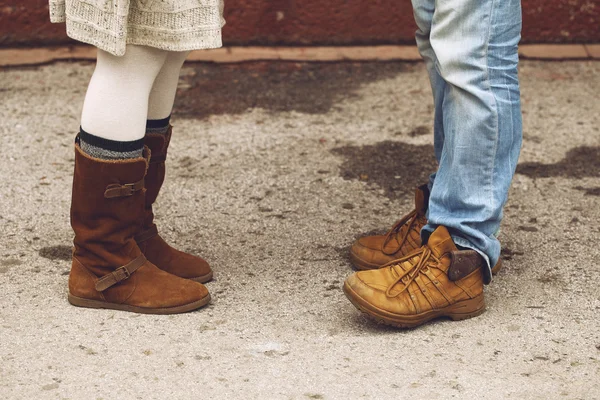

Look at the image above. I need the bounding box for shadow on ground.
[574,186,600,196]
[175,62,409,117]
[39,245,72,261]
[331,141,436,200]
[516,146,600,179]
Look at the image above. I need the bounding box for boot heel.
[446,294,486,321]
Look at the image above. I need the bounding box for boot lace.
[381,210,420,256]
[384,246,440,298]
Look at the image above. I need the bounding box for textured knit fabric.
[79,128,144,160]
[49,0,225,56]
[146,115,171,135]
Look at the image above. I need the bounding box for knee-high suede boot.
[136,126,213,283]
[68,140,210,314]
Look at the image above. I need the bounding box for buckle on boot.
[104,179,145,199]
[113,266,131,281]
[121,183,138,196]
[95,255,146,291]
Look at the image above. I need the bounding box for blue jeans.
[411,0,523,282]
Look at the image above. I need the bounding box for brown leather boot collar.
[447,250,484,281]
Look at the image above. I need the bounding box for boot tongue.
[426,226,457,258]
[414,184,429,216]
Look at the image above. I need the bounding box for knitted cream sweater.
[49,0,225,56]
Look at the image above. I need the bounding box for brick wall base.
[1,1,598,47]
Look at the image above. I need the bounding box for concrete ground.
[0,59,599,399]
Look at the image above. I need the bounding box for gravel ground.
[0,60,599,399]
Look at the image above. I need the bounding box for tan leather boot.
[350,185,429,270]
[136,127,213,283]
[344,226,486,328]
[349,184,502,275]
[68,142,210,314]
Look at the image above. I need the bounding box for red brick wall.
[1,0,598,47]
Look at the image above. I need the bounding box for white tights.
[80,45,190,142]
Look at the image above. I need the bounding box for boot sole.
[350,249,503,275]
[190,270,214,284]
[343,282,485,328]
[68,293,211,315]
[491,259,502,275]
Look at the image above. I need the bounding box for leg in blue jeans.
[342,0,523,326]
[412,0,523,281]
[411,0,446,185]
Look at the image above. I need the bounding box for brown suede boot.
[349,184,502,275]
[344,226,486,328]
[68,142,210,314]
[136,126,213,283]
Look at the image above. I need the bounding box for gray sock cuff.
[80,141,144,160]
[78,128,144,160]
[145,115,171,135]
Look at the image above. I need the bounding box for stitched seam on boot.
[407,286,421,314]
[424,269,454,307]
[454,279,475,299]
[73,256,107,302]
[120,267,139,304]
[461,269,484,297]
[414,274,437,310]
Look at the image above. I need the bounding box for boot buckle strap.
[95,255,146,291]
[113,266,131,281]
[104,178,145,198]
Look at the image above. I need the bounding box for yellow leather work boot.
[350,185,429,270]
[344,226,487,328]
[349,184,502,275]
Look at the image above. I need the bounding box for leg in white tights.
[80,45,168,142]
[147,51,190,120]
